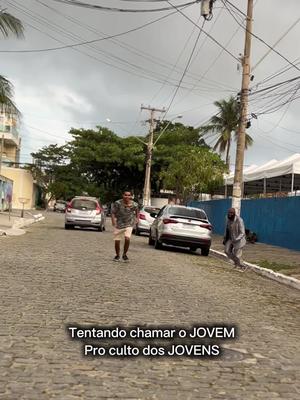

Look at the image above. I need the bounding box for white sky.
[1,0,300,169]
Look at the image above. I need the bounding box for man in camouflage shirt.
[111,191,139,262]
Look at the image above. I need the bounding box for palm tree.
[200,96,253,169]
[0,9,24,113]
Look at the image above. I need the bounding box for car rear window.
[144,207,160,215]
[72,199,97,210]
[168,207,207,220]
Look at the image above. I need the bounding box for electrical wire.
[49,0,198,13]
[223,0,300,73]
[166,0,240,62]
[0,4,193,53]
[9,1,216,91]
[34,0,235,92]
[162,19,206,119]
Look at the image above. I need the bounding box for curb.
[0,214,45,237]
[210,249,300,291]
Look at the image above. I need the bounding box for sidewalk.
[0,209,45,236]
[212,234,300,281]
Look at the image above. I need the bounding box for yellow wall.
[1,167,36,209]
[3,143,18,161]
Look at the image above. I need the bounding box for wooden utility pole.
[232,0,254,215]
[141,105,165,206]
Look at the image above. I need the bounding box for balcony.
[0,124,20,146]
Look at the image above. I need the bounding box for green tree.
[28,144,69,207]
[200,96,253,168]
[0,9,24,113]
[160,147,226,202]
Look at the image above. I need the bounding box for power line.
[49,0,198,13]
[0,4,192,53]
[33,0,235,92]
[162,19,206,119]
[166,0,240,62]
[223,0,300,73]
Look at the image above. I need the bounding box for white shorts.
[114,226,133,241]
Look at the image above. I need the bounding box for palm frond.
[0,75,20,115]
[0,11,24,38]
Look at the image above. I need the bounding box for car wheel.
[98,225,103,232]
[148,233,155,245]
[154,234,163,250]
[201,247,210,256]
[135,227,140,236]
[102,226,105,232]
[65,224,72,230]
[190,246,197,252]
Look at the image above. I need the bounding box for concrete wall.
[151,198,169,208]
[1,167,36,209]
[188,197,300,251]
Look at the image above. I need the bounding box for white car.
[65,196,106,231]
[134,206,161,236]
[149,205,212,256]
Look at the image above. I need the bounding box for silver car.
[53,200,67,213]
[149,205,212,256]
[134,206,161,236]
[65,196,105,231]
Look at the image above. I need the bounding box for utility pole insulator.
[201,0,214,20]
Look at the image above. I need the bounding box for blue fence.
[188,197,300,251]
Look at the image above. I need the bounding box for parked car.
[53,200,67,213]
[134,206,161,236]
[148,205,212,256]
[65,196,106,231]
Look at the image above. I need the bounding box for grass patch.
[255,260,299,275]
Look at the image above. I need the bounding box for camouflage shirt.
[112,199,139,229]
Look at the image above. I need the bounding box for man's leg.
[115,240,121,257]
[113,228,124,261]
[224,240,235,264]
[232,247,243,267]
[123,237,130,255]
[122,227,133,261]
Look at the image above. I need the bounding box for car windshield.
[168,207,207,220]
[144,207,160,215]
[72,199,97,210]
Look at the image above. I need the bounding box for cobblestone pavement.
[1,213,299,400]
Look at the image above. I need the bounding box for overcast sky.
[1,0,300,169]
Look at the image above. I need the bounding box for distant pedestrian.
[111,191,139,262]
[223,208,247,270]
[168,195,176,205]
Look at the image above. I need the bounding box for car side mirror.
[150,213,157,218]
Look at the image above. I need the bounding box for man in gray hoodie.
[223,208,247,270]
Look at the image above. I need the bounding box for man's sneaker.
[113,255,120,262]
[122,254,129,262]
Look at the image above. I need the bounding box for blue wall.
[188,197,300,251]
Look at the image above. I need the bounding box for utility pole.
[232,0,254,215]
[141,105,165,206]
[0,134,4,176]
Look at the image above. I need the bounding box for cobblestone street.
[1,213,300,399]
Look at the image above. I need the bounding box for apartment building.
[0,111,38,209]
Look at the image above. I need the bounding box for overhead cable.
[49,0,198,13]
[0,4,191,53]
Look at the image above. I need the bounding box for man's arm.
[135,204,139,225]
[223,218,228,245]
[111,203,117,227]
[235,217,246,242]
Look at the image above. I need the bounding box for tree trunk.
[225,137,231,169]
